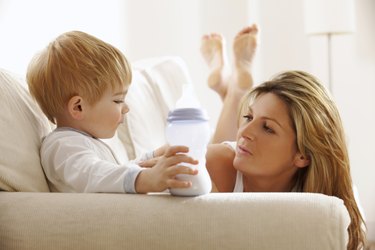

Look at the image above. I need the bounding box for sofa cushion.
[117,57,192,158]
[0,69,51,192]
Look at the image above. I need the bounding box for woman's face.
[234,92,302,183]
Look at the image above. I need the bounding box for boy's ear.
[294,152,310,169]
[68,96,84,120]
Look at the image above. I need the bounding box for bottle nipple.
[175,84,201,109]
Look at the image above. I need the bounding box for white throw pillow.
[117,57,192,158]
[119,70,168,159]
[0,68,51,191]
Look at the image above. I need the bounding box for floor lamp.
[303,0,356,93]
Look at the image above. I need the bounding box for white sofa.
[0,57,350,250]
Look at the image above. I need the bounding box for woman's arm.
[206,143,237,192]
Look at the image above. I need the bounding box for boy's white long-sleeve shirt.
[41,128,147,193]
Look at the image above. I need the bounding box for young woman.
[201,24,366,250]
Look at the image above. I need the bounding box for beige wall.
[0,0,126,76]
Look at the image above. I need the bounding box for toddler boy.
[27,31,197,193]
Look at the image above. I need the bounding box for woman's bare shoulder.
[206,143,235,161]
[206,143,237,192]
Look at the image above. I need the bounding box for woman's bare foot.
[207,25,258,143]
[201,33,230,100]
[230,24,258,94]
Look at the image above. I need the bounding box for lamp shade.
[304,0,356,35]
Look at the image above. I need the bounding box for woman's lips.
[237,145,253,156]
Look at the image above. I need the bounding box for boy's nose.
[122,103,129,114]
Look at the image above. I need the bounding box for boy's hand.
[135,145,198,193]
[138,158,158,168]
[153,144,168,157]
[138,144,169,168]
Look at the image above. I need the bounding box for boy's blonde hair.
[27,31,132,124]
[240,71,366,250]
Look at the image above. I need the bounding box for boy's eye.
[114,100,124,104]
[243,115,253,122]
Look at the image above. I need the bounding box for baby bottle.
[166,84,212,196]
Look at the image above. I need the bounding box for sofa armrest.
[0,192,349,250]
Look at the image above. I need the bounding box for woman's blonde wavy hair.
[240,70,366,250]
[27,31,132,124]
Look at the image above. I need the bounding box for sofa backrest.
[0,56,192,191]
[0,69,51,191]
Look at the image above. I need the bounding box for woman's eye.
[114,100,124,104]
[263,124,275,134]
